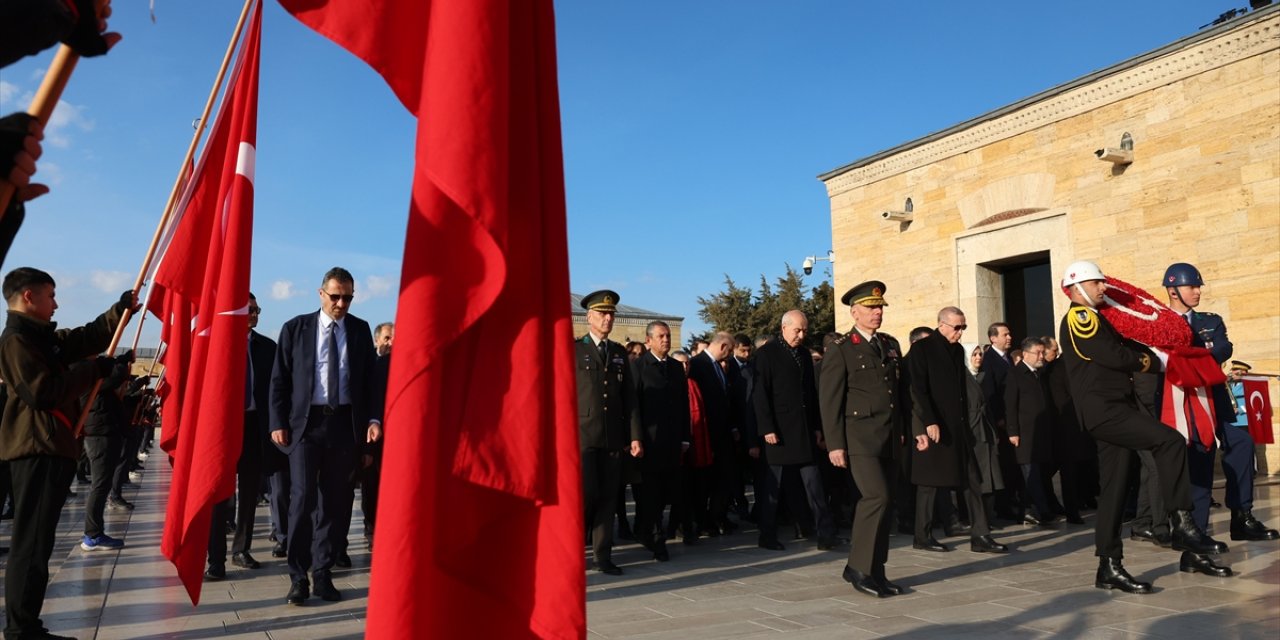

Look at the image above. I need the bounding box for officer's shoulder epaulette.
[1199,311,1220,317]
[1068,305,1100,340]
[832,332,849,345]
[879,332,899,345]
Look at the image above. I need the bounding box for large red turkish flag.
[154,1,261,605]
[280,1,583,637]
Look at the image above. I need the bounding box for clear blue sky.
[0,0,1236,347]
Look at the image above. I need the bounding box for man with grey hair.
[688,331,742,536]
[1005,336,1057,526]
[910,307,1008,554]
[752,310,840,551]
[630,320,689,562]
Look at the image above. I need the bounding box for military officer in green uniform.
[1056,260,1219,594]
[576,290,642,576]
[820,281,904,598]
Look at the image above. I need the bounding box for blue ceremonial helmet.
[1162,262,1204,288]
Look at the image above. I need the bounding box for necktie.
[869,334,882,358]
[597,340,607,361]
[245,347,254,411]
[327,323,340,408]
[714,359,726,388]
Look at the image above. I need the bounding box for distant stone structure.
[571,293,683,347]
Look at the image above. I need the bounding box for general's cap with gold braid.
[581,289,620,312]
[1230,360,1252,372]
[841,280,888,307]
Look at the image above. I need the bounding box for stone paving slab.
[0,444,1277,639]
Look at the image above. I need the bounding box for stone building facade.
[819,7,1280,470]
[570,293,683,348]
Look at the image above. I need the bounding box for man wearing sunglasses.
[270,267,381,605]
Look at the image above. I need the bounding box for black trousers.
[82,434,121,538]
[4,456,75,639]
[846,455,894,576]
[581,448,621,564]
[758,462,834,544]
[634,465,679,546]
[268,467,291,547]
[1091,411,1191,558]
[286,410,355,581]
[209,415,263,564]
[1130,450,1167,534]
[361,449,382,540]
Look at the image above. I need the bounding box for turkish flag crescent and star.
[154,1,261,605]
[279,1,584,637]
[1242,377,1275,445]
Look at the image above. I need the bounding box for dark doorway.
[985,252,1054,342]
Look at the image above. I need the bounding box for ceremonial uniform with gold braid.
[1058,302,1193,559]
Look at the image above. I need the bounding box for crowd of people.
[575,260,1277,598]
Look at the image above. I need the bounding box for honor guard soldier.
[820,281,904,598]
[1161,263,1278,548]
[1057,261,1219,594]
[576,290,642,576]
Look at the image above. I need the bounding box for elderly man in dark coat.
[1005,337,1058,526]
[752,310,840,551]
[910,307,1008,554]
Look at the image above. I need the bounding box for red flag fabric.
[280,1,583,637]
[1242,377,1275,445]
[152,287,193,453]
[1159,345,1223,446]
[155,2,261,605]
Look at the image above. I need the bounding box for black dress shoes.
[653,545,670,562]
[286,579,310,605]
[1231,509,1280,541]
[912,537,949,552]
[842,565,888,598]
[232,552,260,569]
[335,552,353,568]
[1179,551,1233,577]
[873,572,904,596]
[970,535,1009,554]
[313,575,342,602]
[1130,526,1172,547]
[595,562,623,575]
[1095,557,1151,594]
[204,565,226,581]
[271,542,287,558]
[816,536,847,551]
[1021,513,1041,526]
[943,523,972,537]
[758,538,785,551]
[1065,514,1086,525]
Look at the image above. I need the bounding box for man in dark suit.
[753,310,839,551]
[1004,337,1058,527]
[630,320,689,562]
[206,293,276,579]
[576,290,642,575]
[820,281,904,598]
[910,307,1007,554]
[269,267,381,605]
[1057,260,1218,593]
[980,321,1022,520]
[362,321,393,552]
[687,331,741,537]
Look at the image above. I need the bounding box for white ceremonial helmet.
[1061,260,1107,308]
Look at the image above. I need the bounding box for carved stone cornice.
[822,12,1279,197]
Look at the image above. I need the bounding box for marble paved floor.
[1,450,1277,639]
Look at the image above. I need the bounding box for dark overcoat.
[575,336,641,451]
[752,339,821,466]
[631,351,690,471]
[964,371,1004,493]
[819,330,903,459]
[907,331,969,487]
[1005,363,1055,465]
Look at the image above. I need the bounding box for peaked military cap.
[581,289,620,312]
[841,280,888,307]
[1230,360,1252,372]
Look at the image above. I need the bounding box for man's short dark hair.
[645,320,669,337]
[734,333,751,348]
[909,326,933,343]
[375,322,394,336]
[987,322,1010,339]
[3,267,55,302]
[322,267,355,286]
[1020,336,1045,351]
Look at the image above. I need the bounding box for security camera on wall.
[881,210,913,222]
[802,257,814,275]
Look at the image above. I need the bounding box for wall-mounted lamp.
[802,250,834,276]
[1095,132,1134,165]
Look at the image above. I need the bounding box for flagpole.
[74,0,258,436]
[0,1,114,220]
